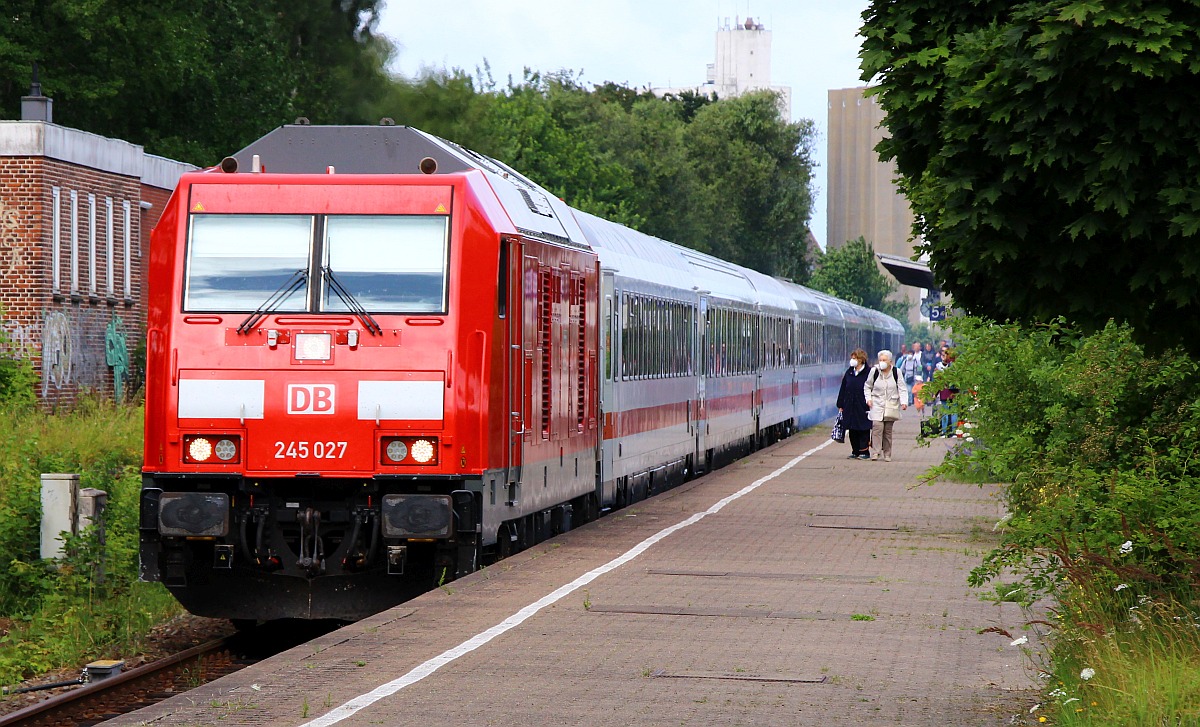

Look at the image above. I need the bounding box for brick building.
[0,87,194,407]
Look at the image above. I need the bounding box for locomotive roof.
[228,125,903,334]
[230,124,590,249]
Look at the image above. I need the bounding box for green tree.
[683,91,816,281]
[373,72,817,280]
[809,237,909,322]
[0,0,393,163]
[860,1,1200,352]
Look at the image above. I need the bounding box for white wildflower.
[1063,697,1080,706]
[1119,540,1133,554]
[1080,668,1096,681]
[1114,583,1129,592]
[1048,688,1066,698]
[1010,635,1028,646]
[1030,703,1041,713]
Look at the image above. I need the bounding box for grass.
[982,581,1030,605]
[1044,587,1200,725]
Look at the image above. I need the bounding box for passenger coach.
[139,125,902,621]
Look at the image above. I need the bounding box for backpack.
[870,366,899,387]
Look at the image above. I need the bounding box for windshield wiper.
[237,269,308,334]
[322,266,383,336]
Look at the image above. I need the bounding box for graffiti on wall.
[0,197,26,276]
[105,316,129,401]
[42,310,73,396]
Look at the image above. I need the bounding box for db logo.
[287,384,336,415]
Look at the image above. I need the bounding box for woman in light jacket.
[864,349,908,461]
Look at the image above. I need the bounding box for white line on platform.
[301,438,835,727]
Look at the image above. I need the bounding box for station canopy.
[877,252,936,290]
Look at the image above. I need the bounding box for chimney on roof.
[21,63,53,123]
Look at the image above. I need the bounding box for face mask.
[849,358,858,368]
[879,361,890,370]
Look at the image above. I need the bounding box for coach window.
[185,214,311,311]
[323,215,448,313]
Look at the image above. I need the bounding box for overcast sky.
[375,0,872,249]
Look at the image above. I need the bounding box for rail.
[0,637,242,727]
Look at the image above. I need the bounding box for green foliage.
[372,71,817,282]
[0,315,35,408]
[0,401,178,684]
[0,0,394,164]
[809,237,909,321]
[861,1,1200,353]
[922,317,1200,599]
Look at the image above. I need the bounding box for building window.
[69,189,79,294]
[123,200,132,299]
[105,197,114,297]
[87,193,96,295]
[51,187,61,291]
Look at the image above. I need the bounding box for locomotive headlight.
[385,440,408,462]
[184,435,240,464]
[295,333,332,361]
[187,437,213,462]
[381,436,439,466]
[214,438,238,461]
[410,439,435,463]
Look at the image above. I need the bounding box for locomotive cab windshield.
[185,213,450,314]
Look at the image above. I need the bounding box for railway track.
[0,621,339,727]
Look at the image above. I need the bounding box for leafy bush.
[0,401,179,684]
[923,317,1200,598]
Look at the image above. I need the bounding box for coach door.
[790,319,798,420]
[504,238,526,490]
[598,270,616,504]
[696,295,708,473]
[754,311,763,447]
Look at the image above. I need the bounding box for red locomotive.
[140,125,902,621]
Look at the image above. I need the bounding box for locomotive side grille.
[573,275,586,433]
[539,269,553,439]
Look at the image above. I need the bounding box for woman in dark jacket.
[836,348,872,459]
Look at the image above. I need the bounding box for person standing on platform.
[899,341,922,405]
[864,349,908,462]
[922,342,938,383]
[837,348,872,460]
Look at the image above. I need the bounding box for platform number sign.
[929,306,947,322]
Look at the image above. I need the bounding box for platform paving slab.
[110,416,1044,727]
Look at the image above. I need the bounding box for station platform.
[111,417,1040,726]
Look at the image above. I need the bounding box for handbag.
[883,401,902,421]
[830,412,845,443]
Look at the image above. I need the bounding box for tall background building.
[654,17,791,121]
[826,86,923,324]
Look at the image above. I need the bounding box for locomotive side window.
[323,215,449,313]
[184,214,312,312]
